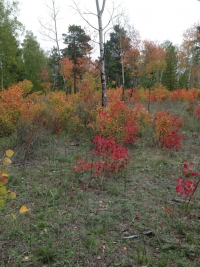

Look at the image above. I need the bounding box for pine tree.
[62,25,92,93]
[162,41,178,91]
[104,25,131,88]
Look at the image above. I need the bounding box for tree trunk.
[96,0,107,107]
[186,55,194,90]
[120,31,125,101]
[121,48,125,101]
[74,66,77,94]
[40,0,67,93]
[51,0,67,93]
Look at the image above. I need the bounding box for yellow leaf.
[10,191,16,199]
[5,150,14,157]
[3,158,12,167]
[0,186,7,196]
[19,205,29,214]
[1,171,8,177]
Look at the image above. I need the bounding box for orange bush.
[0,82,32,136]
[170,88,200,102]
[154,110,184,151]
[132,103,153,128]
[21,91,79,135]
[88,101,152,144]
[0,83,24,124]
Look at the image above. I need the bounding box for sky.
[18,0,200,53]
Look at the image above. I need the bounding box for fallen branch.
[123,234,139,239]
[123,230,154,239]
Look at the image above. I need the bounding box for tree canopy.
[21,31,47,90]
[62,25,92,93]
[0,0,24,87]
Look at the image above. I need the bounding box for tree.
[162,41,178,91]
[39,0,67,92]
[21,31,48,90]
[177,46,188,88]
[104,24,132,88]
[48,47,64,90]
[0,0,24,88]
[61,57,74,91]
[38,65,51,93]
[95,0,107,107]
[71,0,117,107]
[180,24,200,89]
[62,25,92,93]
[139,40,166,88]
[108,11,140,98]
[124,47,140,89]
[195,26,200,61]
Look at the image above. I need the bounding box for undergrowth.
[0,101,200,267]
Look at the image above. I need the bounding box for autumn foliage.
[0,150,16,208]
[0,81,33,136]
[89,100,152,145]
[2,80,200,155]
[73,133,131,176]
[154,110,184,151]
[176,160,199,199]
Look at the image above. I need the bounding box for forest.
[1,0,200,266]
[0,0,200,93]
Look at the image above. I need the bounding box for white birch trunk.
[96,0,107,107]
[186,54,194,90]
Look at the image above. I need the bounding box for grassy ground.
[1,101,200,267]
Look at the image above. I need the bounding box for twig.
[172,198,186,203]
[124,234,139,239]
[123,230,154,239]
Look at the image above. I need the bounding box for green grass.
[0,101,200,266]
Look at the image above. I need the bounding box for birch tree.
[96,0,107,107]
[181,24,200,89]
[72,0,117,107]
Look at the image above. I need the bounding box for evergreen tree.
[0,0,24,88]
[48,47,63,90]
[162,41,178,90]
[104,25,131,88]
[21,31,47,91]
[178,70,188,88]
[62,25,92,93]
